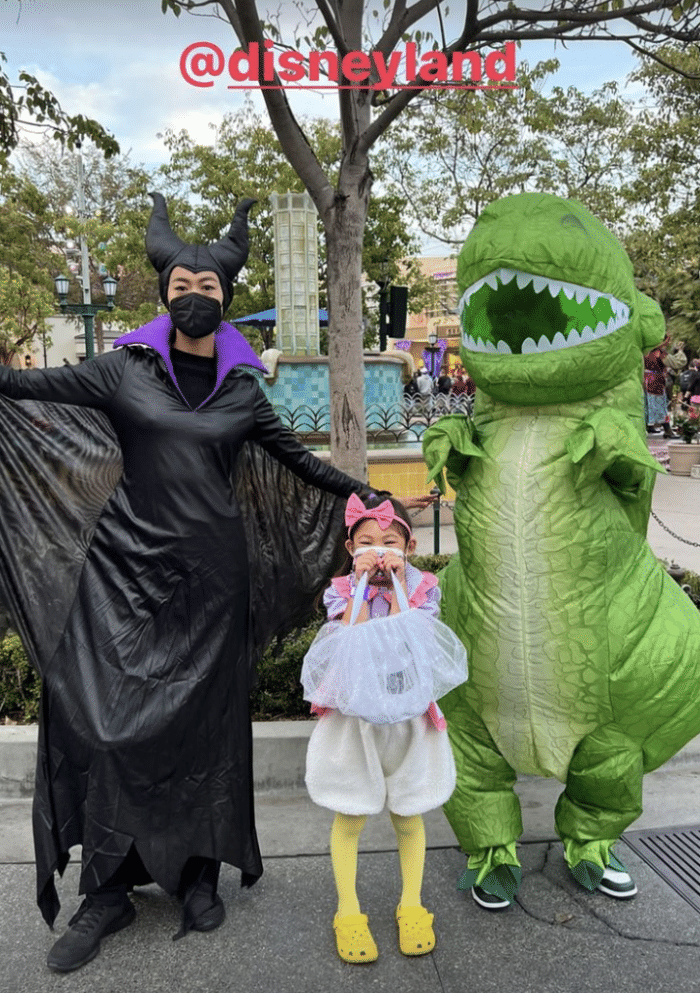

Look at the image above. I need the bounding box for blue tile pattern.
[260,361,403,428]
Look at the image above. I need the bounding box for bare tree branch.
[229,0,336,214]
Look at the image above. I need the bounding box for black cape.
[0,329,363,925]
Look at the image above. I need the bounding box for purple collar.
[113,314,268,409]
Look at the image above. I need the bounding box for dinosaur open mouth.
[458,268,630,355]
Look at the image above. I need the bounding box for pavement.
[1,434,700,991]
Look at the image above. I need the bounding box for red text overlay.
[180,40,517,90]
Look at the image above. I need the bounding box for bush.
[251,612,325,720]
[0,631,40,723]
[410,553,453,574]
[682,569,700,605]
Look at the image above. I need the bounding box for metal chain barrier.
[650,509,700,547]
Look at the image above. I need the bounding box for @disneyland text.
[180,39,517,90]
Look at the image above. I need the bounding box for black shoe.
[471,885,511,911]
[47,895,136,972]
[190,893,225,932]
[174,858,225,939]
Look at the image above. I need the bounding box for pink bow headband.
[345,493,412,539]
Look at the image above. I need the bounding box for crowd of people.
[644,337,700,435]
[404,366,476,408]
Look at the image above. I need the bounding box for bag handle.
[349,568,410,625]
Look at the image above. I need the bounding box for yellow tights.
[330,811,426,917]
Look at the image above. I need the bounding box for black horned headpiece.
[146,192,257,313]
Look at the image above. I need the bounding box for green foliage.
[0,170,57,363]
[0,51,118,165]
[157,105,425,348]
[0,632,40,723]
[377,59,634,251]
[410,553,453,574]
[684,569,700,601]
[623,46,700,355]
[16,139,161,335]
[251,612,325,720]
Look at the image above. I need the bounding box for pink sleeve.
[410,572,441,617]
[323,576,352,620]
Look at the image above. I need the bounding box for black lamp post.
[54,274,118,360]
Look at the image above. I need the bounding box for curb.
[0,722,314,799]
[2,724,700,799]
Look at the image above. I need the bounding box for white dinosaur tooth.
[496,340,512,354]
[606,317,617,333]
[532,275,548,294]
[459,285,476,313]
[560,281,577,300]
[521,337,537,354]
[594,321,608,337]
[484,271,499,290]
[551,331,567,350]
[567,329,582,346]
[461,278,484,308]
[475,337,486,352]
[587,288,601,306]
[580,326,595,343]
[574,286,588,304]
[546,279,563,297]
[464,333,477,350]
[537,335,552,352]
[516,271,533,290]
[484,340,498,353]
[499,268,516,284]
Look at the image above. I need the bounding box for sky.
[1,0,647,254]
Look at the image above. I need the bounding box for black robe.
[0,334,363,925]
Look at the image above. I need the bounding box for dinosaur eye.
[561,214,586,231]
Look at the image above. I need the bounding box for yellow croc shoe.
[395,905,436,956]
[333,913,378,964]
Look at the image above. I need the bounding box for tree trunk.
[321,163,370,482]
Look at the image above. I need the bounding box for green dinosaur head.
[457,193,665,405]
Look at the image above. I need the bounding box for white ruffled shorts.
[305,710,456,817]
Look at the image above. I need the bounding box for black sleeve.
[248,380,370,498]
[0,349,127,408]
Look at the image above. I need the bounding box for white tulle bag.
[301,569,468,725]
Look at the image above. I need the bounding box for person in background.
[643,343,669,435]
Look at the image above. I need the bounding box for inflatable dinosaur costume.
[423,192,700,902]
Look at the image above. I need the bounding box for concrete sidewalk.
[3,730,700,992]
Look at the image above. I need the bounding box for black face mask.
[169,293,223,339]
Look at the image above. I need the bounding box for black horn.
[145,192,187,273]
[209,198,257,281]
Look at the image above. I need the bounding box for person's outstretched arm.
[0,350,127,408]
[249,379,371,498]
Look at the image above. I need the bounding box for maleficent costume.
[0,195,369,927]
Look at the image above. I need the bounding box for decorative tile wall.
[260,360,404,429]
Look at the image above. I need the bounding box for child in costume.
[301,494,467,964]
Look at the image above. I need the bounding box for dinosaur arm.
[422,415,484,495]
[566,408,664,512]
